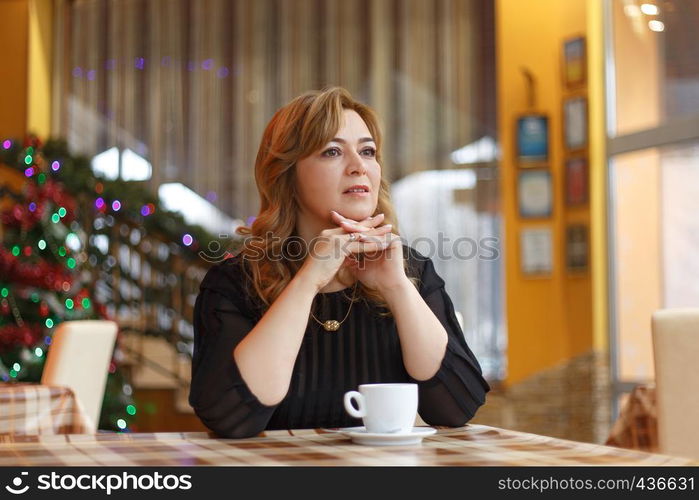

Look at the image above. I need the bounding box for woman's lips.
[342,191,370,197]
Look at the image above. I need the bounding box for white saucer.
[339,426,436,446]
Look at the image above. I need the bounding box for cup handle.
[343,391,366,419]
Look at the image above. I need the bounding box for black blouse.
[189,245,490,438]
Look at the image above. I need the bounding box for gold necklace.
[310,281,358,332]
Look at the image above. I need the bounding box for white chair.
[41,320,118,433]
[651,309,699,459]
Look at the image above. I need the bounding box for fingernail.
[383,224,392,229]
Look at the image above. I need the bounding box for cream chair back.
[41,320,118,433]
[651,309,699,459]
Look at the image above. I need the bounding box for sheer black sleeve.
[188,259,277,438]
[405,248,490,426]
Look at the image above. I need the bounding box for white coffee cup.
[343,383,418,434]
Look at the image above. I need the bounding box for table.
[0,383,93,436]
[0,424,695,466]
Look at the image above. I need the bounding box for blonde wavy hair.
[235,86,417,314]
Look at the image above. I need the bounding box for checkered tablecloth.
[0,383,93,436]
[0,424,695,466]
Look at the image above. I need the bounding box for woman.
[189,87,489,438]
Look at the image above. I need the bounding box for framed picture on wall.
[520,227,553,276]
[516,114,549,166]
[565,156,589,206]
[566,224,588,272]
[563,36,586,88]
[518,170,552,218]
[563,96,588,152]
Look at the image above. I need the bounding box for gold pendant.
[323,320,341,332]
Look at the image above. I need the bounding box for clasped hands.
[330,210,408,292]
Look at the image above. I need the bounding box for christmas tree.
[1,135,215,432]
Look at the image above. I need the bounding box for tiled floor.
[471,350,614,444]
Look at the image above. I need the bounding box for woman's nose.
[346,150,367,175]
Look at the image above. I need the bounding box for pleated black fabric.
[189,245,490,438]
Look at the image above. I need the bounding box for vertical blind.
[53,0,495,219]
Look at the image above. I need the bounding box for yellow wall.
[27,0,54,138]
[0,0,29,139]
[498,0,606,384]
[587,0,607,356]
[0,0,52,141]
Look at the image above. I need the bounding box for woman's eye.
[322,147,341,157]
[361,148,377,157]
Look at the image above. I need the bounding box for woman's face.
[295,109,381,226]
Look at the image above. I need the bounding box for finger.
[355,232,395,251]
[330,211,365,231]
[341,227,392,250]
[340,221,392,234]
[344,234,392,254]
[361,233,401,258]
[319,226,356,237]
[332,211,385,230]
[350,241,391,255]
[342,255,358,267]
[359,212,385,228]
[383,233,402,249]
[344,231,390,246]
[355,224,393,241]
[338,219,371,232]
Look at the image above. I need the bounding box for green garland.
[1,137,216,254]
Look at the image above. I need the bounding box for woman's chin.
[337,208,374,221]
[336,201,377,220]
